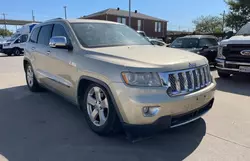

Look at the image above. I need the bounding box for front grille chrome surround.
[159,65,212,96]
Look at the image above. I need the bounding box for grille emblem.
[189,63,197,68]
[240,50,250,56]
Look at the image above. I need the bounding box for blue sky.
[0,0,228,32]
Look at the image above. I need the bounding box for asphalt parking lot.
[0,55,250,161]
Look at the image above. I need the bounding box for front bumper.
[110,82,216,125]
[216,58,250,73]
[123,98,214,136]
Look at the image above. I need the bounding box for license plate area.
[239,66,250,73]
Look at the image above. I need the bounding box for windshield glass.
[71,23,151,48]
[199,38,218,47]
[236,23,250,35]
[8,34,21,42]
[171,38,199,48]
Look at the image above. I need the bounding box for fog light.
[142,106,160,117]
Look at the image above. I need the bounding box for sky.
[0,0,228,32]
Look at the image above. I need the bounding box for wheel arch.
[76,76,124,123]
[23,58,31,71]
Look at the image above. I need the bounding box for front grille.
[223,44,250,63]
[159,65,212,96]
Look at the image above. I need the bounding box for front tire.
[13,48,21,56]
[81,83,120,136]
[25,63,42,92]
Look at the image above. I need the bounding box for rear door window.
[29,27,40,43]
[37,24,53,45]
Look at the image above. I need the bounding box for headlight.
[122,72,162,87]
[217,44,226,59]
[4,43,11,46]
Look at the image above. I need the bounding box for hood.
[178,46,217,53]
[221,35,250,45]
[85,45,207,71]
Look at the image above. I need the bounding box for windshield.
[71,23,151,48]
[199,38,218,47]
[171,38,199,48]
[8,34,21,42]
[236,23,250,36]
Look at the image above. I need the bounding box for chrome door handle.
[46,51,50,55]
[31,47,35,51]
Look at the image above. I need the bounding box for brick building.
[81,8,168,39]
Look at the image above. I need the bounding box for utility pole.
[129,0,131,27]
[32,10,35,22]
[222,10,225,32]
[1,13,7,37]
[64,6,67,19]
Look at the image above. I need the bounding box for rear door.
[33,24,54,86]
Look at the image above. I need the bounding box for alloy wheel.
[86,86,109,126]
[26,65,34,87]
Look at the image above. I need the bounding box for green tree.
[0,28,13,37]
[225,0,250,31]
[193,16,223,33]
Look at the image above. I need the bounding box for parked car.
[149,39,167,46]
[2,23,38,56]
[170,35,218,65]
[216,22,250,78]
[24,18,216,136]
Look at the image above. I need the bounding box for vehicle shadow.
[215,75,250,96]
[0,85,206,161]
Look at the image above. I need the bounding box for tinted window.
[71,23,151,48]
[199,38,218,47]
[52,24,68,38]
[171,38,199,48]
[30,27,40,43]
[37,25,53,45]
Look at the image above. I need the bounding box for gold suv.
[23,18,216,136]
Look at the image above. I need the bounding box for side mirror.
[202,45,209,50]
[49,36,69,49]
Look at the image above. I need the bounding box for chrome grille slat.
[174,73,181,93]
[200,67,205,87]
[160,65,212,96]
[195,69,200,89]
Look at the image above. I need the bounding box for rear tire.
[80,83,120,136]
[218,71,231,78]
[25,63,43,92]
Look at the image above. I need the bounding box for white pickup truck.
[216,22,250,77]
[2,23,38,56]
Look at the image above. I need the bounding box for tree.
[0,28,13,37]
[225,0,250,31]
[193,16,223,33]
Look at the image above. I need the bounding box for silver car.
[23,18,216,136]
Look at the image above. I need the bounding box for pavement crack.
[206,132,250,149]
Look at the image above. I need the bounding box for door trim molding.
[36,69,73,88]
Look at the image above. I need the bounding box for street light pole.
[64,6,67,19]
[1,13,7,37]
[32,10,35,22]
[129,0,131,27]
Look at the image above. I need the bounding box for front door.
[45,23,76,100]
